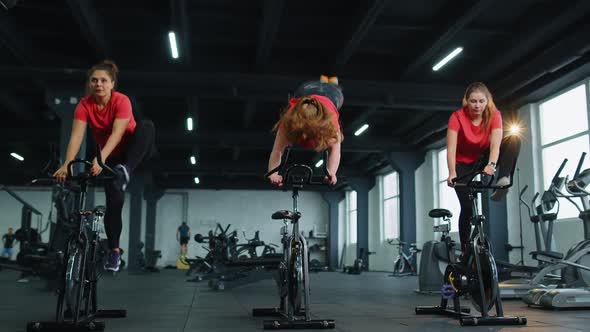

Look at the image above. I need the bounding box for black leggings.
[454,135,521,252]
[104,120,156,249]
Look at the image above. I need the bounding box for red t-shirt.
[284,94,340,148]
[74,91,136,157]
[448,107,502,164]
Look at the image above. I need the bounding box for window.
[437,148,461,232]
[382,172,400,239]
[539,84,590,219]
[347,190,357,244]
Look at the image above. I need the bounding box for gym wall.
[0,188,53,260]
[155,189,329,267]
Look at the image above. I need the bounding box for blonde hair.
[273,97,342,151]
[86,60,119,95]
[462,82,497,129]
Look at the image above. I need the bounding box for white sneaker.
[496,176,510,186]
[491,177,510,201]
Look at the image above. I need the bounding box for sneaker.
[104,251,121,272]
[491,176,510,201]
[114,164,130,191]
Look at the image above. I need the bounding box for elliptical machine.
[252,147,335,330]
[524,153,590,308]
[415,167,527,326]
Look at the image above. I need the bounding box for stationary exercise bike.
[415,167,527,326]
[388,239,419,277]
[252,147,335,330]
[27,148,127,332]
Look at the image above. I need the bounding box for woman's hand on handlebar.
[447,172,457,187]
[325,174,337,185]
[268,173,283,187]
[483,165,495,176]
[53,165,68,183]
[90,157,103,176]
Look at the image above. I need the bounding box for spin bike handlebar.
[67,146,116,181]
[29,145,115,186]
[451,170,512,190]
[265,147,332,186]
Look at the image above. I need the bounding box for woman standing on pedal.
[53,60,156,272]
[267,75,343,186]
[446,82,520,254]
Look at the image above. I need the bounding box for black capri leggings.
[103,119,156,249]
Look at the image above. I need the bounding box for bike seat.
[271,210,301,220]
[530,213,557,223]
[429,209,452,219]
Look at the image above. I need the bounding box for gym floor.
[2,270,589,332]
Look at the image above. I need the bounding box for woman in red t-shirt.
[447,82,520,253]
[267,76,343,186]
[53,60,156,272]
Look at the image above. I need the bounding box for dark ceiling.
[1,0,589,190]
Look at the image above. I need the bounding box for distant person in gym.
[1,228,16,259]
[177,222,191,258]
[446,82,520,253]
[53,60,156,272]
[267,75,343,186]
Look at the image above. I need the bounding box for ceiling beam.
[494,24,590,100]
[400,0,493,79]
[153,159,365,175]
[255,0,286,70]
[2,67,463,101]
[392,112,435,137]
[344,107,377,135]
[404,113,450,146]
[478,0,590,81]
[334,0,389,72]
[507,53,590,108]
[156,129,401,153]
[243,99,256,129]
[66,0,111,60]
[0,93,34,121]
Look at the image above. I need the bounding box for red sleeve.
[115,94,133,119]
[491,110,502,129]
[73,102,88,122]
[448,112,460,131]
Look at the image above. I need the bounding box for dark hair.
[86,60,119,94]
[462,82,497,129]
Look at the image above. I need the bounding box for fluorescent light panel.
[10,152,23,161]
[168,31,179,59]
[315,160,324,168]
[190,156,196,165]
[194,177,200,184]
[186,117,193,131]
[432,47,463,71]
[354,124,369,136]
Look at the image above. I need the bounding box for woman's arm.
[54,120,87,181]
[446,129,458,186]
[327,139,341,182]
[268,129,290,172]
[101,118,130,160]
[65,120,88,164]
[485,128,503,175]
